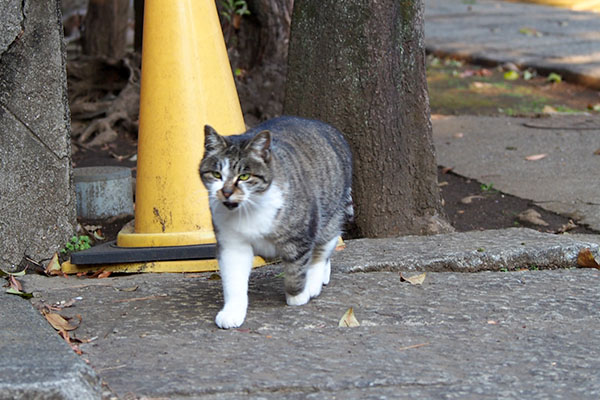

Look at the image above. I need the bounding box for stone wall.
[0,0,75,271]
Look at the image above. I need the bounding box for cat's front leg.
[215,242,254,329]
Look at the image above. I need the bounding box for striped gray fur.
[199,116,353,327]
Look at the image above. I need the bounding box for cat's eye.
[238,173,251,181]
[211,171,222,179]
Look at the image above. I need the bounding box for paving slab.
[432,115,600,231]
[0,292,103,399]
[17,229,600,399]
[424,0,600,88]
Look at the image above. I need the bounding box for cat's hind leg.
[312,236,338,290]
[284,251,312,306]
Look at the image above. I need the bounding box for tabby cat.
[199,116,353,329]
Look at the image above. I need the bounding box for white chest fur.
[210,183,284,258]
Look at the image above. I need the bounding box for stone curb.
[333,228,599,273]
[0,293,103,400]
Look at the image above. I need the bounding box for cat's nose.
[222,186,234,199]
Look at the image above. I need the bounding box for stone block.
[0,0,75,270]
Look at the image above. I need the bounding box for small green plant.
[220,0,250,22]
[61,235,91,254]
[480,182,495,192]
[220,0,250,46]
[499,267,509,272]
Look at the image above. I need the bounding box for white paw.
[322,260,331,286]
[215,306,246,329]
[306,266,324,298]
[286,288,310,306]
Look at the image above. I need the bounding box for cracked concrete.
[0,0,75,270]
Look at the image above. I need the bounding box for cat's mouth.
[222,201,239,210]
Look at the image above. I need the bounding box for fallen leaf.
[594,148,600,155]
[577,248,600,269]
[441,166,454,174]
[542,105,558,114]
[589,104,600,112]
[207,273,221,281]
[338,307,360,327]
[335,236,346,251]
[400,272,427,285]
[453,132,464,139]
[438,181,448,187]
[525,153,547,161]
[6,287,33,299]
[519,27,542,37]
[43,311,80,331]
[517,209,549,226]
[45,253,63,276]
[503,70,519,81]
[523,70,534,80]
[547,72,562,83]
[460,195,484,205]
[556,220,577,234]
[93,230,105,241]
[117,286,138,292]
[470,81,493,89]
[97,270,112,279]
[8,275,22,292]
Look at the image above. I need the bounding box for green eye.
[211,171,222,179]
[238,173,251,181]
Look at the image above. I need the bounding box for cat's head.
[199,125,273,211]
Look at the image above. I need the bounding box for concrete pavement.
[15,229,600,399]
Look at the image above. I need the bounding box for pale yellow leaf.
[401,272,427,285]
[338,307,360,327]
[525,153,547,161]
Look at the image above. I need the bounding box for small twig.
[112,294,168,303]
[398,342,430,351]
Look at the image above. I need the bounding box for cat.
[199,116,353,329]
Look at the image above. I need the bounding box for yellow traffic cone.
[63,0,263,273]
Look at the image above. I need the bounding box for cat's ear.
[245,130,272,162]
[204,125,227,153]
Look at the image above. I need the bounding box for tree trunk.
[82,0,129,59]
[284,0,452,238]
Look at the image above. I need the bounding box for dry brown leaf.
[594,148,600,155]
[400,272,427,285]
[97,270,112,279]
[441,166,454,174]
[8,275,22,292]
[117,285,139,292]
[43,311,80,331]
[525,153,547,161]
[460,195,484,205]
[338,307,360,327]
[45,253,63,276]
[517,209,549,226]
[577,248,600,269]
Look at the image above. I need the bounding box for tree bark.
[82,0,129,59]
[284,0,452,238]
